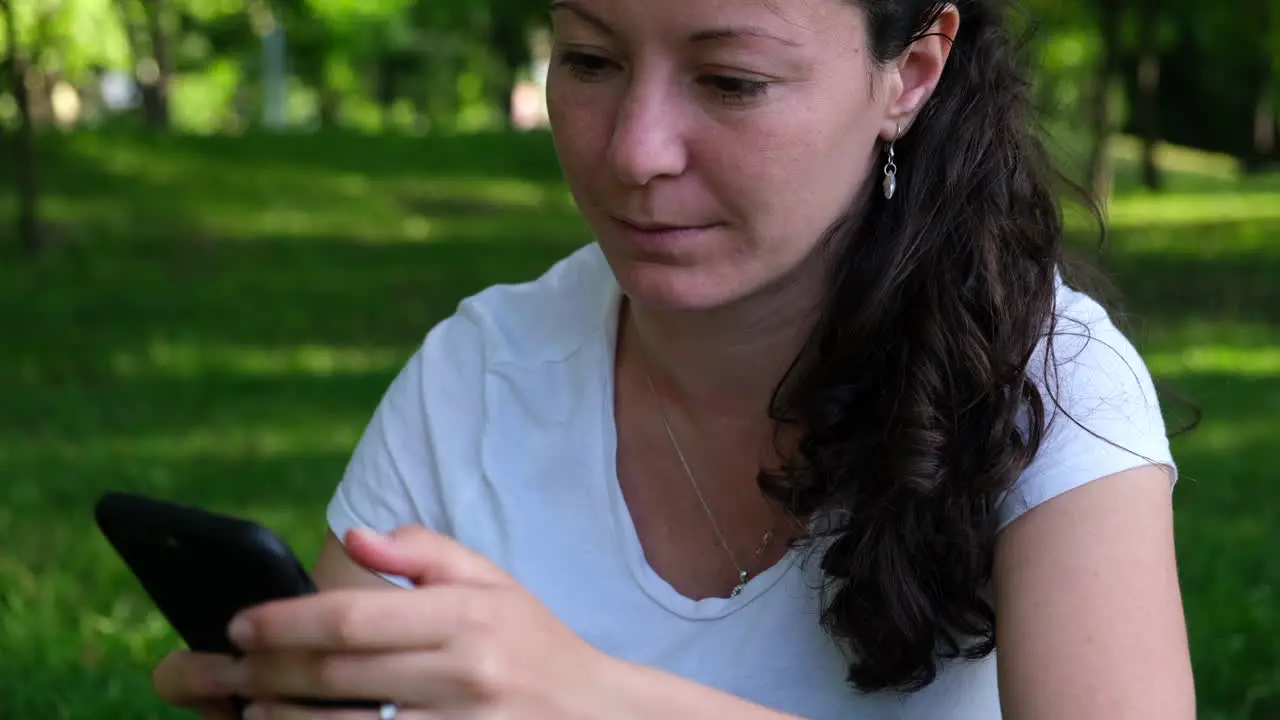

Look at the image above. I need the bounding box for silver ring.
[379,702,399,720]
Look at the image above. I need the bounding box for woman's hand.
[151,649,242,719]
[217,526,617,719]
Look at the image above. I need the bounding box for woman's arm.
[311,529,403,590]
[311,527,805,718]
[993,464,1196,719]
[597,657,808,720]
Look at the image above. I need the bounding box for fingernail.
[242,702,267,720]
[227,615,254,646]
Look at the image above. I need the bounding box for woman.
[153,0,1197,717]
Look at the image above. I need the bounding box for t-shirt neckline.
[589,245,799,621]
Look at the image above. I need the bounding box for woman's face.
[546,0,897,312]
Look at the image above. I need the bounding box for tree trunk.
[1137,0,1162,190]
[138,0,172,128]
[113,0,147,115]
[1086,0,1123,202]
[1255,94,1276,160]
[375,53,399,130]
[0,0,41,254]
[489,19,528,130]
[318,87,340,128]
[1249,0,1275,169]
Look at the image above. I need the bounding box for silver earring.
[883,123,900,200]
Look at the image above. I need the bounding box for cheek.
[547,81,611,187]
[711,108,874,240]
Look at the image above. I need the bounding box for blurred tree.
[1139,0,1279,166]
[1085,0,1122,201]
[1244,0,1278,168]
[2,0,1263,168]
[114,0,180,128]
[0,0,41,254]
[486,0,547,124]
[1135,0,1163,189]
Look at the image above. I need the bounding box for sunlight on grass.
[1063,191,1280,232]
[1171,418,1280,456]
[393,175,567,209]
[130,175,577,243]
[38,196,181,231]
[9,421,367,464]
[194,202,421,241]
[1107,192,1280,228]
[1147,345,1280,378]
[80,602,174,660]
[1142,321,1280,350]
[1109,134,1241,179]
[49,133,577,245]
[110,341,405,379]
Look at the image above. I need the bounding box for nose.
[606,79,688,187]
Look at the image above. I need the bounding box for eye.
[698,75,771,106]
[555,50,621,82]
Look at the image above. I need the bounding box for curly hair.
[758,0,1075,694]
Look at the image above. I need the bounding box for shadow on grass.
[22,130,571,244]
[1165,372,1280,720]
[0,236,584,393]
[1065,219,1280,328]
[37,128,569,184]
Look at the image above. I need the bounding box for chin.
[604,252,754,313]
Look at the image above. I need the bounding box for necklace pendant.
[730,569,749,597]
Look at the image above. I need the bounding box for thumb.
[343,526,509,588]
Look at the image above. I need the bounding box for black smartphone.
[94,490,381,711]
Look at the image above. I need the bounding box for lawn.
[0,128,1276,719]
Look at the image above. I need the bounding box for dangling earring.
[883,122,901,200]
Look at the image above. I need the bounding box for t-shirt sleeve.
[326,313,485,586]
[996,287,1177,530]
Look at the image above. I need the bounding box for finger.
[152,650,239,707]
[237,651,475,707]
[342,526,509,589]
[242,701,439,720]
[230,585,486,652]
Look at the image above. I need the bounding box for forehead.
[550,0,863,46]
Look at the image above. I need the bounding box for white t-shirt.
[327,242,1175,719]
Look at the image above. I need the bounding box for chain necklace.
[636,339,775,598]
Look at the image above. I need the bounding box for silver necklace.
[637,340,774,598]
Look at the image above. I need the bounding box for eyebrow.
[548,0,801,47]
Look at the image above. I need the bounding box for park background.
[1,0,1277,717]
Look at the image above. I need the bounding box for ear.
[880,4,960,140]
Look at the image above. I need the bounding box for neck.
[623,265,826,423]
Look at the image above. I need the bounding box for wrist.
[583,653,802,720]
[577,652,644,720]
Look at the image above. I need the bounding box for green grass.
[1,129,1277,718]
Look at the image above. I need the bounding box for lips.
[612,216,720,232]
[606,214,722,254]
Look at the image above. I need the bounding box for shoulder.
[449,241,618,368]
[380,241,615,421]
[326,242,617,557]
[997,275,1177,529]
[380,240,617,449]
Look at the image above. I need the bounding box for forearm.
[595,657,807,720]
